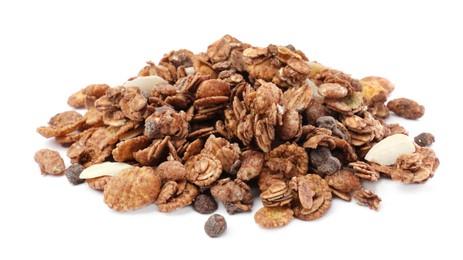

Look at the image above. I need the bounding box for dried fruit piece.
[309,147,341,176]
[79,162,133,179]
[204,214,227,238]
[64,164,85,185]
[34,149,65,175]
[254,206,294,229]
[364,134,415,166]
[387,98,425,119]
[414,132,435,147]
[103,167,161,211]
[353,189,381,210]
[193,194,218,214]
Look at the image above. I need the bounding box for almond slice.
[79,162,133,179]
[365,134,415,166]
[123,75,167,93]
[119,126,144,141]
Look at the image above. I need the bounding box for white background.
[0,0,461,259]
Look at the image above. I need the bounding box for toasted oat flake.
[254,206,294,229]
[34,149,65,175]
[86,176,112,191]
[103,167,161,211]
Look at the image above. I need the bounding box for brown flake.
[37,111,86,138]
[325,170,362,201]
[237,150,264,181]
[254,206,294,229]
[87,176,112,191]
[112,135,150,162]
[68,84,110,108]
[277,109,302,141]
[283,84,313,112]
[34,149,65,175]
[119,92,148,121]
[103,167,161,211]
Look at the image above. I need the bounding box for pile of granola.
[35,35,439,231]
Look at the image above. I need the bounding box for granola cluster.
[35,35,439,232]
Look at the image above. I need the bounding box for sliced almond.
[79,162,133,179]
[185,67,195,75]
[307,61,329,78]
[365,134,415,166]
[123,75,167,93]
[119,126,144,141]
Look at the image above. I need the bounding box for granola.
[35,35,440,233]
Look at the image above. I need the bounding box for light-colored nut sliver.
[79,162,134,179]
[365,134,415,166]
[123,75,167,93]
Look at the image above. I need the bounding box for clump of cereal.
[353,189,381,210]
[35,35,440,234]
